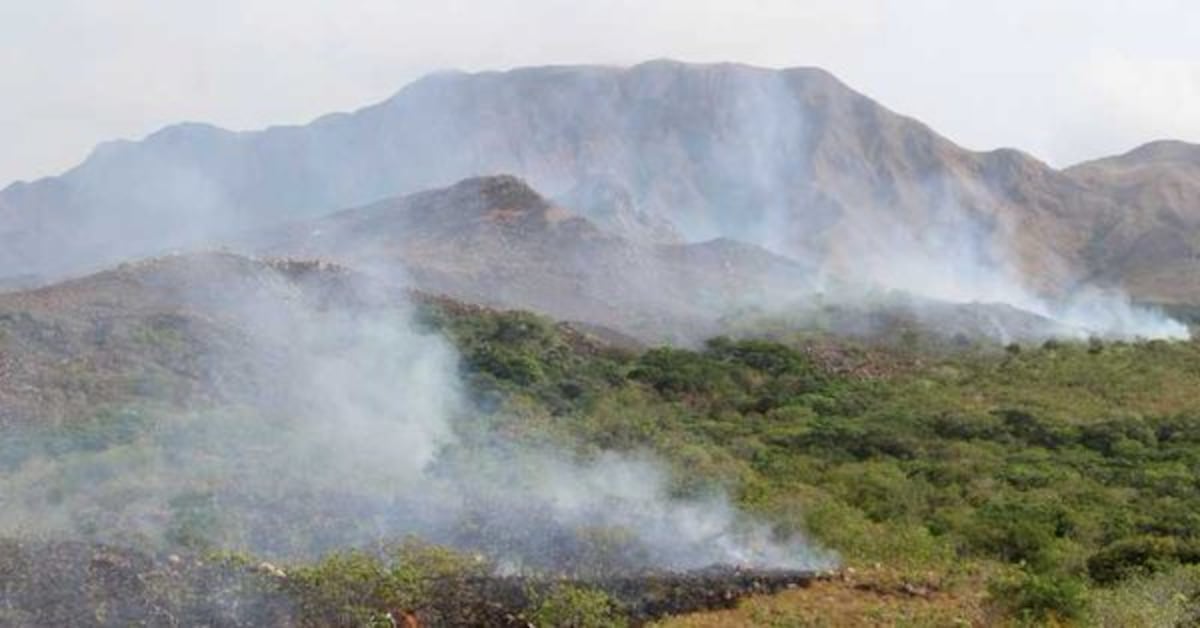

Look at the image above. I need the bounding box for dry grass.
[656,566,991,628]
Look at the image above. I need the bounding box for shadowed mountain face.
[3,60,1199,308]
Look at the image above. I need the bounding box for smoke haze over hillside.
[6,5,1200,625]
[0,256,832,572]
[1,62,1192,340]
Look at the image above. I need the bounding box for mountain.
[256,175,1082,344]
[2,60,1198,306]
[1063,140,1200,304]
[256,175,816,343]
[0,175,1071,421]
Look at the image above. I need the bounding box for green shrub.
[1087,536,1200,584]
[165,491,221,550]
[286,541,489,627]
[989,570,1089,625]
[799,493,949,569]
[531,585,625,628]
[826,461,930,522]
[629,348,733,399]
[965,497,1072,568]
[1088,564,1200,627]
[287,551,397,626]
[997,409,1076,449]
[471,345,545,385]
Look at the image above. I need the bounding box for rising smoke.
[0,61,1190,345]
[0,257,832,573]
[802,176,1191,341]
[0,59,1192,594]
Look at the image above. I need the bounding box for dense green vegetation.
[5,299,1200,625]
[420,304,1200,624]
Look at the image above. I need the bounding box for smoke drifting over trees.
[3,58,1200,625]
[0,255,832,574]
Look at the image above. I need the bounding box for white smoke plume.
[808,182,1191,341]
[0,62,1190,341]
[0,258,833,573]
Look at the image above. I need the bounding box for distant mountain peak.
[340,174,588,239]
[1068,139,1200,172]
[448,174,551,214]
[1116,139,1200,164]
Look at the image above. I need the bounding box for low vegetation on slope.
[424,304,1200,625]
[3,290,1200,625]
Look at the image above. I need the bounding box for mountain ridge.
[254,174,816,344]
[253,174,1095,344]
[2,60,1199,307]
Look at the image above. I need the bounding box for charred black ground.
[0,540,825,627]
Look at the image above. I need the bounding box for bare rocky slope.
[2,60,1198,304]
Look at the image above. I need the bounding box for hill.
[257,175,814,344]
[3,256,1200,623]
[0,253,386,427]
[254,175,1097,344]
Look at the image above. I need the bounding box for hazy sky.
[3,0,1199,185]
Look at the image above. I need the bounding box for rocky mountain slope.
[256,175,815,343]
[0,198,1078,433]
[1064,140,1200,303]
[2,60,1198,306]
[256,175,1078,344]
